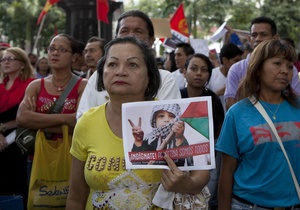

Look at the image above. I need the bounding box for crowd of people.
[0,9,300,210]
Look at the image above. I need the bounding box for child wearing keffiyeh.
[130,103,194,166]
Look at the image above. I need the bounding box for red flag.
[37,0,60,25]
[96,0,109,24]
[170,3,189,37]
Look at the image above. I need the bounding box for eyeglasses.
[47,46,73,54]
[0,57,21,62]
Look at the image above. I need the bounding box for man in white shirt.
[172,43,195,89]
[77,10,181,119]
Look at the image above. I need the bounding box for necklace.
[260,98,282,120]
[52,75,72,92]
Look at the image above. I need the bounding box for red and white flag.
[162,3,189,49]
[170,2,189,37]
[96,0,109,24]
[37,0,60,25]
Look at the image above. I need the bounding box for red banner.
[96,0,109,24]
[129,142,210,162]
[170,2,189,37]
[37,0,60,25]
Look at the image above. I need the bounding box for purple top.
[224,54,300,101]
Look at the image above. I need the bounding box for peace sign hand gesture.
[128,117,144,147]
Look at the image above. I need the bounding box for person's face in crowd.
[259,55,294,93]
[38,58,49,72]
[184,57,210,89]
[84,41,103,69]
[155,110,175,128]
[1,51,24,76]
[249,23,277,49]
[223,55,243,71]
[29,54,37,66]
[175,47,188,70]
[47,35,74,70]
[103,43,149,99]
[117,17,154,47]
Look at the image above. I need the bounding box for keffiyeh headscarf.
[146,103,181,146]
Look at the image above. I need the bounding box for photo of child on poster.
[130,103,194,166]
[122,97,215,170]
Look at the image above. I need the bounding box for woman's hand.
[63,113,77,128]
[161,153,210,195]
[128,117,144,147]
[161,153,191,193]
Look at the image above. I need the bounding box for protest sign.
[122,97,215,171]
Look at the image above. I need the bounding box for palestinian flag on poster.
[180,101,209,139]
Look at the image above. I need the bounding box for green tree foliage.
[226,1,259,32]
[260,0,300,46]
[0,0,65,53]
[1,0,300,52]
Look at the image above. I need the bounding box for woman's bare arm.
[66,157,89,210]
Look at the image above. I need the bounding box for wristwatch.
[0,123,6,133]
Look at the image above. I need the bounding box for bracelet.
[0,123,6,133]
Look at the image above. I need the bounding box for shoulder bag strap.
[250,96,300,201]
[49,75,79,114]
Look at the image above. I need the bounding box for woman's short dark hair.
[184,53,214,84]
[96,36,160,100]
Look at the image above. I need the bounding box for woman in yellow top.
[66,36,210,210]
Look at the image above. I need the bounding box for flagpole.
[98,20,101,38]
[33,15,46,54]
